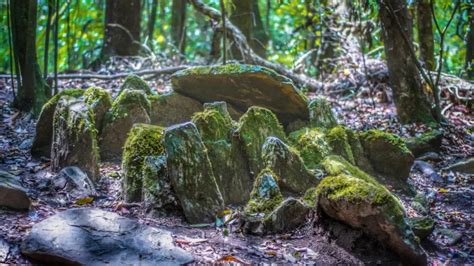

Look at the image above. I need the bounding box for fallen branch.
[0,66,187,80]
[188,0,323,91]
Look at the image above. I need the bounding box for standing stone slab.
[164,122,224,223]
[51,97,100,182]
[100,89,151,160]
[31,89,84,158]
[83,87,112,134]
[171,64,309,125]
[21,208,193,265]
[149,92,203,127]
[0,170,30,210]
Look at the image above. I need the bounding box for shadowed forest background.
[0,0,472,265]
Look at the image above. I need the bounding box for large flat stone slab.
[171,64,309,125]
[21,208,193,265]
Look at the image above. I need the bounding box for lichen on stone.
[192,108,233,142]
[288,127,331,169]
[119,74,152,95]
[84,87,112,107]
[237,106,286,174]
[121,124,165,203]
[326,126,355,164]
[244,169,284,216]
[308,96,337,129]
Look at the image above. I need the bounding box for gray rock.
[0,170,30,210]
[51,97,100,182]
[149,92,203,127]
[164,122,224,223]
[265,198,310,233]
[445,157,474,174]
[171,64,309,126]
[203,101,243,120]
[21,208,193,265]
[308,96,338,129]
[405,130,443,157]
[408,216,435,240]
[0,238,9,263]
[52,167,96,199]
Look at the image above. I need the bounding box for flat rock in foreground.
[171,64,309,125]
[21,208,193,265]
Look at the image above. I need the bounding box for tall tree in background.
[147,0,159,51]
[229,0,268,59]
[378,0,435,124]
[466,4,474,79]
[101,0,141,57]
[10,0,49,115]
[171,0,187,55]
[415,0,435,70]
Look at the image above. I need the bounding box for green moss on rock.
[83,87,112,132]
[327,126,354,164]
[321,155,378,185]
[109,89,151,121]
[288,127,331,169]
[308,96,337,129]
[237,107,286,174]
[245,169,284,216]
[408,216,435,239]
[122,124,165,203]
[119,74,152,95]
[192,108,233,142]
[405,130,443,157]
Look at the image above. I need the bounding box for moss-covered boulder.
[346,129,375,175]
[118,74,152,95]
[31,89,84,158]
[203,101,243,120]
[100,89,151,160]
[171,64,309,126]
[317,174,426,265]
[51,97,100,182]
[237,107,286,175]
[244,169,283,216]
[262,137,317,195]
[83,87,112,133]
[264,197,310,233]
[121,124,164,203]
[321,155,379,185]
[405,130,443,157]
[327,126,355,164]
[148,92,203,127]
[308,96,337,129]
[164,122,224,223]
[142,155,181,215]
[359,130,414,181]
[408,216,435,240]
[288,127,331,169]
[192,104,252,205]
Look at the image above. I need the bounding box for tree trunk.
[466,6,474,79]
[102,0,141,57]
[416,0,435,70]
[229,0,268,59]
[378,0,435,124]
[147,0,158,51]
[171,0,187,55]
[10,0,49,116]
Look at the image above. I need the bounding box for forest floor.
[0,57,472,264]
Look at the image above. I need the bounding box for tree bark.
[466,6,474,79]
[147,0,158,51]
[102,0,141,57]
[416,0,435,70]
[10,0,49,115]
[171,0,187,55]
[378,0,435,124]
[229,0,268,59]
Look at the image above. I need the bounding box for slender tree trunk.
[147,0,158,51]
[101,0,141,57]
[466,6,474,79]
[378,0,435,124]
[10,0,49,115]
[53,0,59,95]
[43,0,54,80]
[171,0,187,55]
[229,0,268,59]
[416,0,435,70]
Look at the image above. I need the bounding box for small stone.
[408,216,435,240]
[52,167,96,200]
[308,96,338,129]
[405,130,443,157]
[148,92,203,127]
[264,198,310,233]
[0,170,30,210]
[444,157,474,174]
[118,74,152,95]
[21,208,193,265]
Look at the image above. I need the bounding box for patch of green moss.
[288,127,331,169]
[84,87,112,107]
[119,74,152,95]
[245,168,284,215]
[237,106,286,174]
[42,89,84,111]
[360,130,411,154]
[109,89,151,121]
[308,96,337,129]
[302,187,318,207]
[327,126,355,164]
[122,124,165,202]
[317,174,405,224]
[321,155,378,185]
[192,108,233,142]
